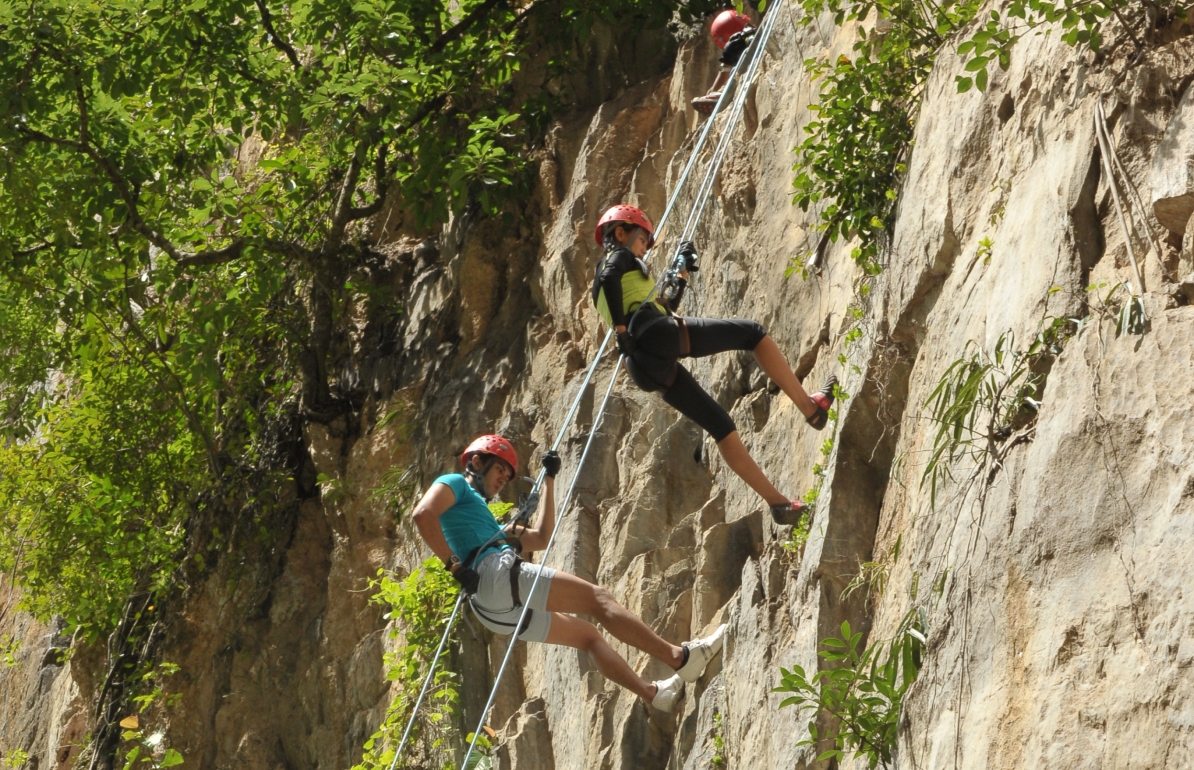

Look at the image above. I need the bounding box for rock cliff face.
[5,8,1194,770]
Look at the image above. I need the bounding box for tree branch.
[345,200,386,222]
[392,93,449,138]
[176,241,245,269]
[323,142,369,253]
[12,241,54,258]
[262,238,315,262]
[176,238,315,269]
[16,125,185,263]
[254,0,303,69]
[427,0,509,55]
[1110,3,1145,51]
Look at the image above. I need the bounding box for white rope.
[459,5,787,767]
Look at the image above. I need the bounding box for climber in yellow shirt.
[591,205,837,526]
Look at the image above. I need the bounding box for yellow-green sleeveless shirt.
[594,255,666,328]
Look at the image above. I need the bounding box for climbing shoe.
[805,374,839,431]
[691,92,722,115]
[770,500,809,526]
[650,673,685,712]
[677,623,727,683]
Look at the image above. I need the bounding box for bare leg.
[545,613,658,702]
[753,334,818,417]
[716,431,788,506]
[546,571,683,669]
[709,69,730,93]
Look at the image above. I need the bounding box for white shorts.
[469,549,555,643]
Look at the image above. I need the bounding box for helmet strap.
[465,454,498,500]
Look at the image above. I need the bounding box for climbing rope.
[459,5,787,767]
[386,25,762,768]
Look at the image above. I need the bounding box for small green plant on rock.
[118,661,185,769]
[774,611,925,769]
[841,535,901,608]
[2,749,29,769]
[711,711,726,767]
[0,634,19,668]
[921,319,1072,509]
[354,557,461,770]
[785,383,850,553]
[976,237,994,266]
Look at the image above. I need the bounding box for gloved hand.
[452,566,481,595]
[541,450,561,478]
[678,240,699,273]
[719,28,755,67]
[616,330,636,357]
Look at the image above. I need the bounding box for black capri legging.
[627,314,767,442]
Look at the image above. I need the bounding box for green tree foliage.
[0,0,716,639]
[355,558,461,770]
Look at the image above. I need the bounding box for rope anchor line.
[388,6,787,766]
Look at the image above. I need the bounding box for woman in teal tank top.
[410,433,727,713]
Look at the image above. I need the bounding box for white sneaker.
[676,624,727,683]
[650,673,685,712]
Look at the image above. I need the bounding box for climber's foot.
[806,374,839,430]
[677,624,727,683]
[770,500,809,526]
[650,673,685,712]
[692,92,722,115]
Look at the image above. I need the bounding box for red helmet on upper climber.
[710,10,751,48]
[594,204,655,248]
[461,434,519,473]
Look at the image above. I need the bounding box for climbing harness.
[392,5,786,765]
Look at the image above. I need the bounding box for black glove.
[616,330,635,357]
[719,28,755,67]
[452,566,480,595]
[678,240,699,273]
[541,450,561,478]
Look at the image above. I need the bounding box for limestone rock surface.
[4,10,1194,770]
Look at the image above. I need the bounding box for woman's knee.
[591,585,616,616]
[747,323,768,350]
[572,619,603,653]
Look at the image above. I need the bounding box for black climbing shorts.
[626,310,767,442]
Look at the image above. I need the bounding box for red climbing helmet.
[594,204,655,248]
[710,10,751,48]
[461,434,519,473]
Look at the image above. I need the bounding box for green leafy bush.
[0,360,206,634]
[791,0,982,273]
[774,612,925,769]
[353,558,462,770]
